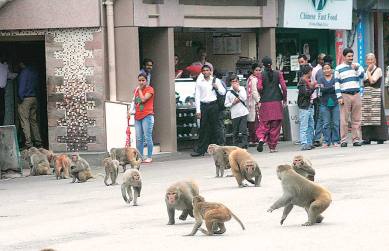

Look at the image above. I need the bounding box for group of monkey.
[164,144,332,236]
[21,143,332,237]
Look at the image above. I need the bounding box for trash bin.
[282,104,300,143]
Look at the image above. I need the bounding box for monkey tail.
[121,183,130,203]
[231,212,245,230]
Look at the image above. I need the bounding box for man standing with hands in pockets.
[191,65,226,157]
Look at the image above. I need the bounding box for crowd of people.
[187,47,388,157]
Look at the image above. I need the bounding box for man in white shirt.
[0,54,17,125]
[224,74,249,148]
[191,65,226,157]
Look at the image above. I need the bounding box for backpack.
[212,77,226,111]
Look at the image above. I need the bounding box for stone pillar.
[140,27,177,152]
[257,28,276,62]
[115,27,140,102]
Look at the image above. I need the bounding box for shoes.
[340,142,348,147]
[301,144,312,151]
[313,141,322,147]
[333,143,340,147]
[142,158,152,163]
[362,140,371,145]
[256,141,264,152]
[377,140,384,144]
[190,152,204,157]
[353,142,362,147]
[269,149,278,153]
[248,142,257,147]
[240,145,248,149]
[322,144,329,148]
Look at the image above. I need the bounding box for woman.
[361,53,388,144]
[133,73,155,163]
[317,62,340,147]
[256,57,287,153]
[246,63,261,147]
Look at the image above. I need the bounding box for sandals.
[142,158,153,163]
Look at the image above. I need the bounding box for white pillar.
[105,0,117,101]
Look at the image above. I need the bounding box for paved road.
[1,142,389,251]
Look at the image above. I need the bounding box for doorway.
[0,40,48,149]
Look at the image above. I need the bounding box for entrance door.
[0,41,48,149]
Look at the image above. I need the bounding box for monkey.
[186,195,245,236]
[110,147,143,172]
[125,147,143,170]
[28,147,51,176]
[69,153,94,183]
[38,148,55,163]
[207,144,239,177]
[53,154,71,179]
[121,169,142,206]
[292,155,315,181]
[103,157,119,186]
[267,164,332,226]
[228,148,262,188]
[165,180,199,225]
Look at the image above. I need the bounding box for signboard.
[335,30,344,65]
[283,0,353,30]
[290,55,300,71]
[357,15,365,67]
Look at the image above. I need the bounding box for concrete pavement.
[1,142,389,251]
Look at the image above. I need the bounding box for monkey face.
[244,161,255,175]
[166,191,178,204]
[207,144,216,155]
[192,195,205,204]
[71,155,78,162]
[132,173,140,181]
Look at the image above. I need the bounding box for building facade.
[0,0,279,154]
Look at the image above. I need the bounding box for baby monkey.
[292,155,315,181]
[186,195,245,236]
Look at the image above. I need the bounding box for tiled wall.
[1,28,106,152]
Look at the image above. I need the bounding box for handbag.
[129,87,139,115]
[212,77,226,111]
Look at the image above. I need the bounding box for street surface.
[1,142,389,251]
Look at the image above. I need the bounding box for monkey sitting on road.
[53,154,71,179]
[292,155,315,181]
[103,157,119,186]
[268,164,332,226]
[121,169,142,206]
[29,147,51,176]
[110,147,143,172]
[228,148,262,187]
[207,144,239,178]
[186,195,245,236]
[70,153,94,183]
[165,180,199,225]
[39,148,55,166]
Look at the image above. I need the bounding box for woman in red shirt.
[133,73,155,163]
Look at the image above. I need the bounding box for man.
[191,65,226,157]
[18,60,42,149]
[335,48,364,147]
[312,53,326,147]
[0,54,17,126]
[297,54,309,81]
[140,58,153,86]
[191,47,213,77]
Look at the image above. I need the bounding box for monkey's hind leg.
[212,222,226,234]
[133,188,139,206]
[179,209,190,221]
[303,200,328,226]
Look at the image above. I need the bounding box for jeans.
[320,104,340,145]
[135,115,154,158]
[314,103,323,142]
[232,115,248,148]
[299,107,314,146]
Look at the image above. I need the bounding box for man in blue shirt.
[17,60,42,148]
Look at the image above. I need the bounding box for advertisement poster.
[335,30,344,65]
[283,0,353,30]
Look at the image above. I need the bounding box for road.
[1,142,389,251]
